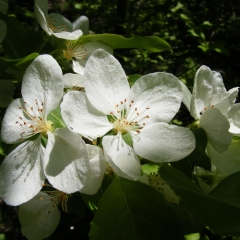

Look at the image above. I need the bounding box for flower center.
[199,104,215,116]
[47,16,67,33]
[110,98,150,137]
[63,41,88,61]
[16,100,54,140]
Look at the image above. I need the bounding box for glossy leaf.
[89,177,183,240]
[78,34,172,52]
[159,164,240,235]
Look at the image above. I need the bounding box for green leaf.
[0,12,27,58]
[128,74,142,87]
[89,178,183,240]
[78,34,172,52]
[159,165,240,235]
[0,80,14,107]
[183,128,211,171]
[15,52,39,74]
[47,106,66,129]
[81,174,115,213]
[209,171,240,207]
[0,57,21,75]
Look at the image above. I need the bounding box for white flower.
[0,55,103,206]
[62,41,113,76]
[0,55,63,206]
[181,65,238,152]
[61,49,195,181]
[19,192,61,240]
[34,0,82,40]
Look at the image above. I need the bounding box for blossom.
[62,41,113,76]
[181,65,238,152]
[61,49,195,181]
[0,55,63,205]
[0,55,103,206]
[34,0,82,40]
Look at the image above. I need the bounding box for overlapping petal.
[61,91,112,139]
[44,128,89,194]
[200,108,232,152]
[133,122,195,162]
[0,136,45,206]
[84,49,130,115]
[102,135,142,181]
[80,145,106,195]
[190,65,213,119]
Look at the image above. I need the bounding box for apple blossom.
[181,65,238,152]
[0,55,101,206]
[62,41,113,76]
[61,49,195,181]
[34,0,82,40]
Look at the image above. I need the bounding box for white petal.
[207,138,240,176]
[0,136,45,206]
[84,49,130,115]
[133,122,195,162]
[1,98,37,144]
[48,13,73,32]
[229,119,240,136]
[210,87,238,115]
[200,108,232,152]
[211,70,227,94]
[0,20,7,44]
[80,145,106,195]
[77,42,113,68]
[72,15,89,34]
[22,55,63,118]
[228,103,240,127]
[127,72,182,125]
[63,73,84,88]
[61,91,112,139]
[53,29,82,40]
[190,65,213,119]
[72,60,85,75]
[19,192,60,240]
[179,80,192,111]
[44,128,89,194]
[34,1,52,35]
[102,134,142,181]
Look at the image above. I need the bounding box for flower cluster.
[0,0,240,239]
